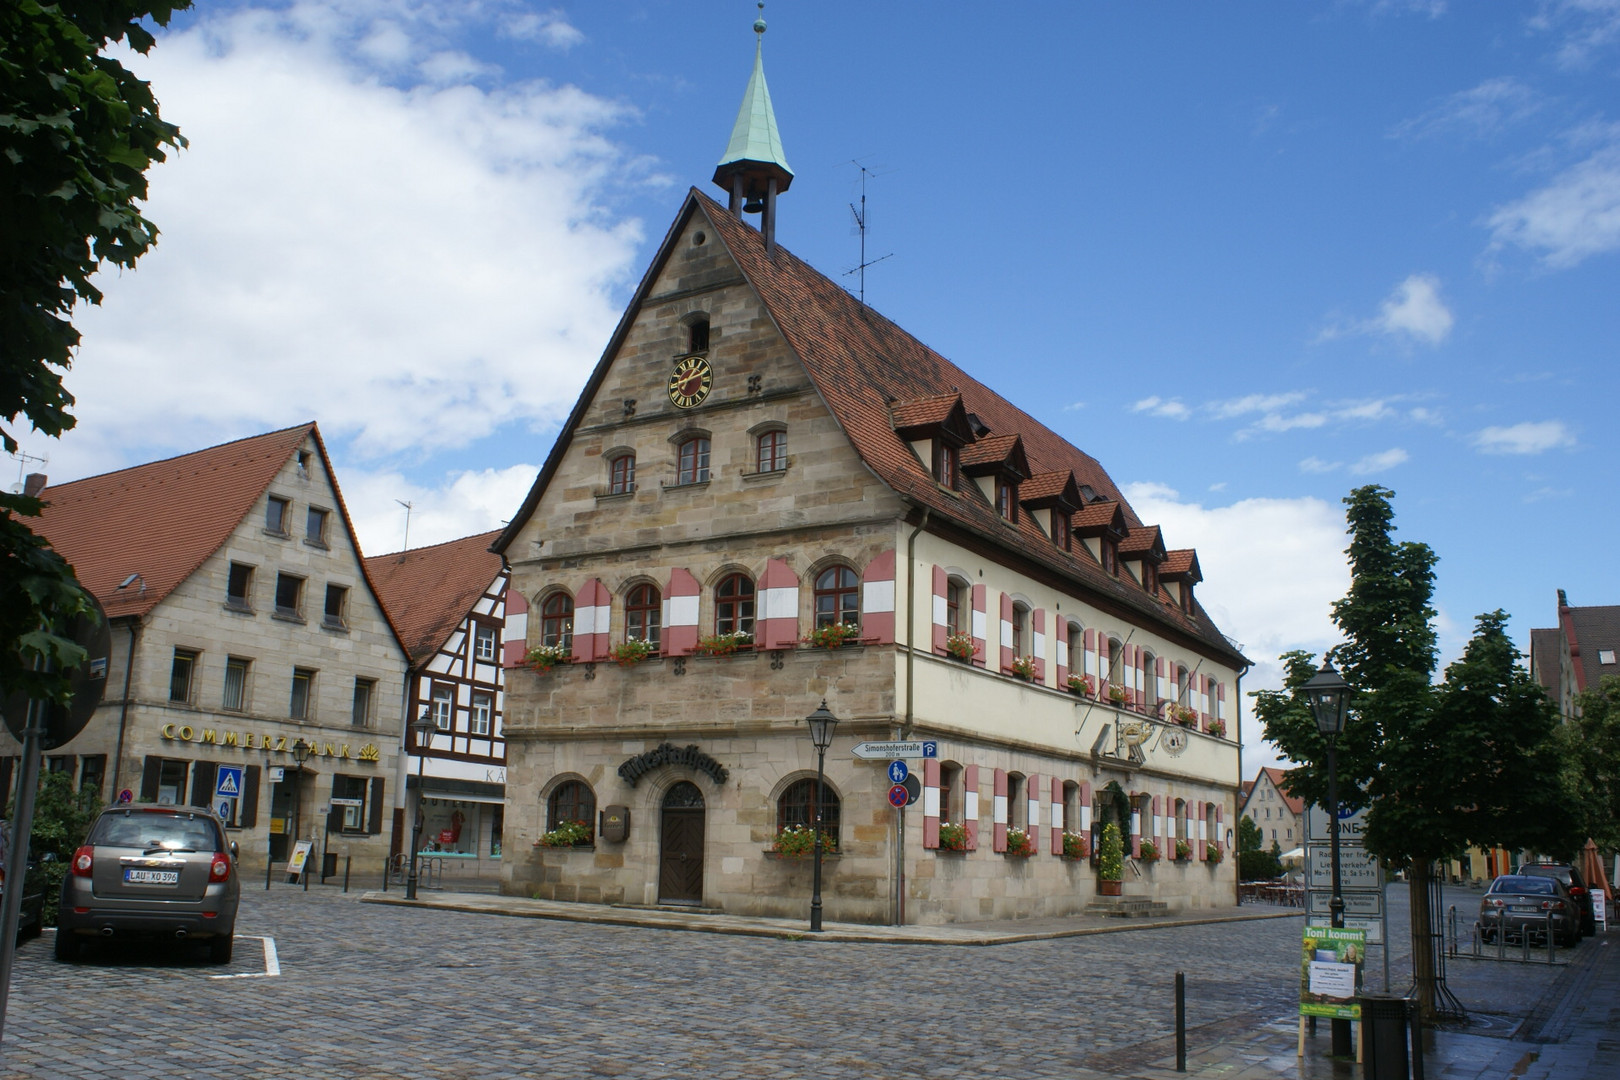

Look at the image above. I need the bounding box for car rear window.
[1490,876,1554,894]
[1522,865,1570,882]
[91,810,220,852]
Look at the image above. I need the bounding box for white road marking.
[208,936,279,979]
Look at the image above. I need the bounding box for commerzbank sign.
[160,723,381,763]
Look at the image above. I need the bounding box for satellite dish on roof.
[2,594,111,749]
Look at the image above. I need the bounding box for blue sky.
[10,2,1619,774]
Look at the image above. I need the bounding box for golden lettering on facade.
[340,744,351,759]
[274,736,288,751]
[162,724,177,739]
[323,742,337,757]
[178,725,195,741]
[224,731,240,747]
[358,744,381,762]
[153,724,379,764]
[200,728,218,744]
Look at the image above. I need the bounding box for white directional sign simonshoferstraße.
[851,741,938,760]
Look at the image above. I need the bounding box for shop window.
[756,429,787,473]
[306,506,329,547]
[223,657,251,711]
[290,668,316,720]
[548,780,596,833]
[540,592,573,648]
[142,757,190,805]
[352,678,375,727]
[609,453,636,495]
[226,563,254,610]
[470,692,493,736]
[715,573,755,636]
[169,648,198,703]
[490,804,503,858]
[331,774,369,833]
[625,583,661,647]
[265,495,290,536]
[776,777,841,848]
[676,437,711,485]
[813,566,859,628]
[474,624,497,661]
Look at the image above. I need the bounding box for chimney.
[23,473,46,498]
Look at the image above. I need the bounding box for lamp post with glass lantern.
[804,700,840,933]
[1303,658,1352,1057]
[405,709,437,900]
[290,738,311,854]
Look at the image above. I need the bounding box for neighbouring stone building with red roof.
[493,17,1249,924]
[1241,767,1305,854]
[2,424,409,875]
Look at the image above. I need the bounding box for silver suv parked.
[55,804,240,963]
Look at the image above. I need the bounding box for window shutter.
[922,758,940,849]
[758,557,800,650]
[190,761,217,809]
[663,568,701,655]
[970,585,988,666]
[1025,773,1040,853]
[1129,790,1142,858]
[139,757,161,802]
[501,589,529,668]
[1031,609,1047,683]
[1079,781,1093,835]
[241,766,261,828]
[998,593,1014,673]
[1049,776,1063,855]
[963,764,980,850]
[859,550,896,643]
[931,565,949,653]
[992,768,1008,853]
[369,777,386,834]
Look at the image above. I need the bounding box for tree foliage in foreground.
[1,1,190,702]
[1566,676,1620,853]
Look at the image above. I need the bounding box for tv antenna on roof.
[843,161,892,304]
[396,499,413,551]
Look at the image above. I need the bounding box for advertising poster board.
[286,840,314,882]
[1300,925,1366,1021]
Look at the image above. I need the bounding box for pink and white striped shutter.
[1079,781,1094,839]
[1197,803,1209,862]
[757,557,800,649]
[1083,629,1098,687]
[999,593,1015,673]
[1129,792,1142,858]
[1155,657,1168,709]
[572,578,611,662]
[931,565,949,654]
[1215,681,1227,730]
[501,590,529,668]
[1199,674,1212,731]
[1055,623,1069,687]
[963,765,980,850]
[1050,776,1064,854]
[1025,773,1040,854]
[1215,805,1225,856]
[922,758,941,849]
[971,585,988,666]
[860,549,895,643]
[992,768,1009,853]
[1119,644,1134,706]
[663,568,702,655]
[1032,609,1047,683]
[1151,795,1163,854]
[1133,646,1147,709]
[1166,793,1177,849]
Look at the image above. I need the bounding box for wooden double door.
[658,781,705,904]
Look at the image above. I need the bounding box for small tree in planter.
[802,622,860,649]
[1097,821,1124,894]
[1067,673,1095,697]
[525,644,570,674]
[1005,827,1034,856]
[944,633,978,661]
[609,638,655,667]
[1061,831,1090,859]
[1139,838,1160,863]
[937,822,968,851]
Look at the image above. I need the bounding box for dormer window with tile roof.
[1162,549,1203,617]
[1120,526,1167,596]
[891,394,974,492]
[1073,499,1130,576]
[960,434,1029,524]
[1019,471,1082,551]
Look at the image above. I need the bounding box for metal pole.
[292,766,303,886]
[1326,734,1352,1057]
[0,699,48,1043]
[1175,971,1186,1072]
[405,754,425,900]
[810,743,827,932]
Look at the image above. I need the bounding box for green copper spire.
[713,3,793,204]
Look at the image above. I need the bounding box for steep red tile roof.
[1073,499,1128,535]
[365,531,504,666]
[1161,549,1202,582]
[33,425,316,620]
[496,190,1244,666]
[1120,525,1164,558]
[889,394,964,434]
[1020,471,1080,508]
[1260,768,1305,816]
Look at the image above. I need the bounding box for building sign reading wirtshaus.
[159,724,381,763]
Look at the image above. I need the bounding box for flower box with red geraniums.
[1067,673,1095,697]
[609,638,655,667]
[944,633,978,662]
[1010,655,1037,681]
[1004,828,1034,857]
[691,632,752,657]
[525,644,570,674]
[937,822,968,852]
[1106,684,1132,706]
[1061,831,1090,860]
[1139,839,1160,863]
[802,622,860,650]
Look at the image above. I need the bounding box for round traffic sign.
[888,783,909,808]
[887,760,909,784]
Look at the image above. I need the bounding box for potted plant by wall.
[1139,838,1160,864]
[1005,827,1034,856]
[802,621,860,649]
[1010,655,1037,681]
[1170,704,1198,726]
[944,633,978,662]
[769,824,836,857]
[692,631,752,657]
[1207,717,1227,739]
[534,819,593,848]
[1175,839,1192,862]
[1106,683,1131,706]
[609,638,655,667]
[1061,831,1090,860]
[1066,673,1095,697]
[1205,845,1224,866]
[525,644,570,674]
[937,822,968,852]
[1097,822,1124,895]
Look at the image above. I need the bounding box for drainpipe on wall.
[1233,659,1251,906]
[896,504,931,927]
[108,618,140,797]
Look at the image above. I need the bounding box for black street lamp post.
[1303,659,1353,1058]
[804,700,840,933]
[405,710,437,901]
[290,738,311,874]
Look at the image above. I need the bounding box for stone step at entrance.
[1085,896,1170,919]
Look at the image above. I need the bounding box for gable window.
[470,692,493,736]
[306,506,329,547]
[1107,638,1125,690]
[351,677,375,726]
[676,437,711,485]
[1011,603,1028,655]
[431,685,454,730]
[223,657,250,711]
[548,779,596,833]
[1142,562,1158,595]
[474,624,498,661]
[946,578,968,635]
[626,583,661,647]
[715,573,755,636]
[226,563,254,610]
[275,573,305,619]
[933,442,959,488]
[814,566,859,628]
[1101,539,1118,575]
[265,495,291,536]
[323,584,348,629]
[169,649,198,704]
[290,668,316,720]
[756,429,787,473]
[1053,512,1070,551]
[777,777,841,848]
[540,593,574,648]
[609,453,636,495]
[687,316,710,354]
[996,477,1017,522]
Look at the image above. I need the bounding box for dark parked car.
[1519,863,1596,937]
[56,804,240,963]
[0,824,46,942]
[1479,874,1577,947]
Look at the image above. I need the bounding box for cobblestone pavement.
[0,880,1600,1079]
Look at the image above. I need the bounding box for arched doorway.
[658,781,706,904]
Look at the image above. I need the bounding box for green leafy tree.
[1254,486,1581,1020]
[7,769,99,924]
[1566,676,1620,852]
[2,1,189,703]
[1237,815,1281,879]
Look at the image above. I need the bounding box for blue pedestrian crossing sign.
[215,765,244,799]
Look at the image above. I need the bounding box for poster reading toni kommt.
[1299,924,1366,1020]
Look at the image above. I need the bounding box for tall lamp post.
[804,700,840,933]
[405,709,437,900]
[290,738,311,860]
[1303,659,1352,1057]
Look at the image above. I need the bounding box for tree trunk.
[1409,858,1436,1022]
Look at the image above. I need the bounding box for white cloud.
[1209,392,1308,419]
[57,2,644,475]
[341,460,540,555]
[1132,396,1191,420]
[1241,411,1329,437]
[1471,420,1577,454]
[1389,77,1541,141]
[1487,142,1620,268]
[1374,274,1454,345]
[1350,447,1410,474]
[1530,0,1620,68]
[1299,457,1341,474]
[502,9,586,50]
[1122,483,1350,774]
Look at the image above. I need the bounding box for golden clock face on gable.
[668,355,713,410]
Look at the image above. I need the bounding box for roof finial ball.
[755,2,767,36]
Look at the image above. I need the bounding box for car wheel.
[208,933,233,965]
[53,929,80,962]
